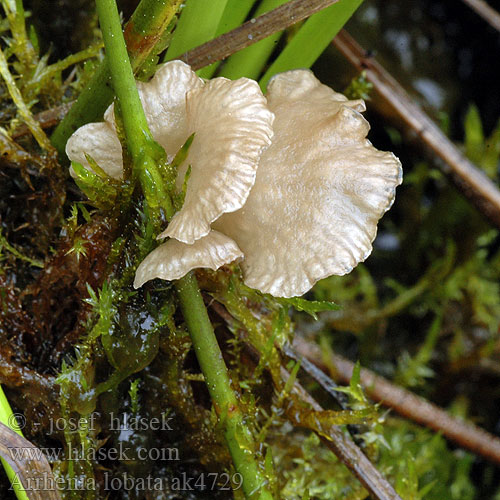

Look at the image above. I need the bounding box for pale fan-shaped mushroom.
[212,70,403,297]
[135,69,402,298]
[66,60,274,242]
[66,62,402,298]
[66,61,202,180]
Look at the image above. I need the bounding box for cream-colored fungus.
[67,64,402,298]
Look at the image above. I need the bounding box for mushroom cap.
[134,230,243,288]
[66,61,202,179]
[66,121,123,179]
[66,61,274,246]
[213,69,403,297]
[159,76,274,244]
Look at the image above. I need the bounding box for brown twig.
[283,367,402,500]
[12,102,73,140]
[293,337,500,466]
[462,0,500,32]
[281,343,350,408]
[178,0,340,70]
[0,422,62,500]
[333,30,500,230]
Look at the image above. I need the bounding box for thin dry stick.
[178,0,340,69]
[0,423,62,500]
[462,0,500,32]
[333,30,500,230]
[293,337,500,466]
[12,103,73,140]
[282,367,402,500]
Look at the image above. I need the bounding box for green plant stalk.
[95,0,174,220]
[218,0,289,80]
[95,1,273,497]
[2,0,27,42]
[164,0,229,61]
[95,0,151,160]
[0,385,30,500]
[51,0,182,157]
[197,0,257,79]
[259,0,364,89]
[175,273,273,500]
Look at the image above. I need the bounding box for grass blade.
[165,0,229,62]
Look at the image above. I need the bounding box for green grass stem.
[164,0,229,62]
[175,274,273,499]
